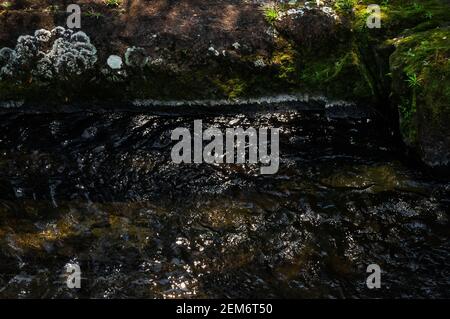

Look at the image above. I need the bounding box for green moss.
[352,0,450,36]
[299,46,373,101]
[125,53,299,101]
[103,0,122,8]
[334,0,358,14]
[270,40,299,84]
[213,77,248,99]
[398,97,417,142]
[390,26,450,144]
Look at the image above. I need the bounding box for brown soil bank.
[0,0,450,170]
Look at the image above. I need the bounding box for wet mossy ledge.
[0,0,450,170]
[0,0,370,104]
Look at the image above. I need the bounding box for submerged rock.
[320,164,428,194]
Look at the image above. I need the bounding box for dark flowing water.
[0,105,449,298]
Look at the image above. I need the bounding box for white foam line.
[132,94,355,108]
[0,95,356,110]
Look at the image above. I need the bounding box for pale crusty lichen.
[0,27,97,83]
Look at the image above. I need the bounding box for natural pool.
[0,103,449,298]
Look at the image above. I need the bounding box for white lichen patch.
[265,26,279,38]
[107,55,123,70]
[254,58,266,68]
[208,46,220,57]
[0,27,97,82]
[150,57,164,66]
[277,3,339,21]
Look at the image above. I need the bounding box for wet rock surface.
[0,106,449,298]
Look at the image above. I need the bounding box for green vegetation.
[335,0,449,137]
[214,78,248,99]
[299,47,374,101]
[263,6,280,24]
[269,38,298,84]
[85,9,104,19]
[103,0,122,8]
[334,0,357,13]
[390,26,450,144]
[406,72,420,89]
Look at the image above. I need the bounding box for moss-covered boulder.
[390,27,450,167]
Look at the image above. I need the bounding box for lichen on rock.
[107,55,123,70]
[34,29,51,43]
[124,46,148,68]
[0,27,97,83]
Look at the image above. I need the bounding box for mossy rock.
[390,27,450,167]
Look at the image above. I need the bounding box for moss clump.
[270,39,298,84]
[126,54,297,101]
[334,0,358,14]
[213,77,248,99]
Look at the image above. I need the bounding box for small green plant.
[405,72,421,120]
[264,7,280,24]
[334,0,356,13]
[103,0,122,8]
[424,11,433,20]
[406,73,421,89]
[85,9,104,19]
[1,1,13,10]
